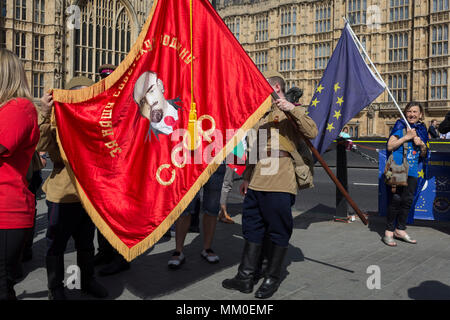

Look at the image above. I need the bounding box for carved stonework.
[53,0,65,89]
[367,105,375,119]
[55,0,61,17]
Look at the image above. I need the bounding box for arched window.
[74,0,133,80]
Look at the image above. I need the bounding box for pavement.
[14,180,450,301]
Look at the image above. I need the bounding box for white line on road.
[353,183,378,186]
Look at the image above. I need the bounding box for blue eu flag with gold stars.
[308,24,385,154]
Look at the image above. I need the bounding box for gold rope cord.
[187,0,198,150]
[52,0,273,261]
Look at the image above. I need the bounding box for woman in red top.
[0,49,40,300]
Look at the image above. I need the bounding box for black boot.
[94,230,114,266]
[46,255,66,300]
[93,251,113,266]
[254,236,272,284]
[77,251,108,299]
[98,253,130,277]
[254,244,287,299]
[5,279,17,300]
[222,241,262,293]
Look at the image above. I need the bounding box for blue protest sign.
[379,151,450,222]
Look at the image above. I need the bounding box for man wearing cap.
[38,77,108,300]
[438,111,450,135]
[222,71,318,299]
[98,64,116,81]
[91,64,132,276]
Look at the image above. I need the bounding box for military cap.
[98,64,117,78]
[65,76,94,90]
[263,70,285,81]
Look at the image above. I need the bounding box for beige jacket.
[36,112,79,203]
[243,104,318,195]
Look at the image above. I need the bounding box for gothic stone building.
[1,0,448,137]
[217,0,449,137]
[0,0,151,97]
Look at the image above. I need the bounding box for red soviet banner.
[52,0,273,261]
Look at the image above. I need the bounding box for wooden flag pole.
[271,92,369,225]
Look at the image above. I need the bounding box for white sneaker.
[200,249,219,264]
[168,251,185,269]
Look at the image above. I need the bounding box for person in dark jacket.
[428,119,439,139]
[438,111,450,135]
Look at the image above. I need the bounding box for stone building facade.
[217,0,449,137]
[1,0,448,137]
[0,0,151,98]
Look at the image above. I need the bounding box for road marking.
[353,183,378,186]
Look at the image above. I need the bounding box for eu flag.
[308,24,385,155]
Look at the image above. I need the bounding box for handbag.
[278,134,314,190]
[384,129,409,193]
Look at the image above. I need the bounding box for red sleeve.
[0,99,35,157]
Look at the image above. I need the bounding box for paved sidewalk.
[14,192,450,300]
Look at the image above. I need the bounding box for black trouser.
[46,201,95,256]
[24,170,43,256]
[96,229,126,261]
[0,228,32,300]
[386,176,418,232]
[242,189,296,247]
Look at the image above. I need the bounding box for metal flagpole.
[343,17,411,130]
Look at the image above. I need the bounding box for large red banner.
[52,0,273,261]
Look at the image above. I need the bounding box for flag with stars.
[308,23,385,154]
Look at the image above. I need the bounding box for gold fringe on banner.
[56,96,272,261]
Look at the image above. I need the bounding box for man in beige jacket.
[222,71,318,299]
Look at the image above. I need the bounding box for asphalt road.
[294,167,378,214]
[224,166,379,216]
[39,154,383,219]
[321,138,449,168]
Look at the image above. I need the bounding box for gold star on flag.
[333,110,342,120]
[316,84,325,93]
[418,170,424,178]
[305,111,310,115]
[326,122,335,132]
[311,97,320,107]
[336,96,344,106]
[334,82,341,92]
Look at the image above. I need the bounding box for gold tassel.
[187,0,197,151]
[187,103,198,150]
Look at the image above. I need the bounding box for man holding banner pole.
[222,71,318,299]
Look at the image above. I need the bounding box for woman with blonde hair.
[0,49,40,300]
